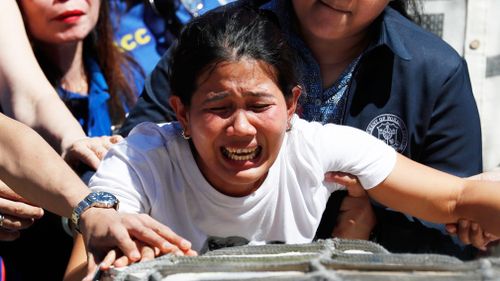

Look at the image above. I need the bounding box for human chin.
[215,164,271,196]
[65,23,94,40]
[43,24,91,43]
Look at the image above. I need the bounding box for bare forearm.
[368,154,463,223]
[368,155,500,237]
[0,114,89,217]
[29,94,86,154]
[0,0,86,154]
[454,180,500,235]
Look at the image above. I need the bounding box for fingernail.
[98,262,107,270]
[162,241,173,250]
[174,250,184,256]
[459,220,469,228]
[472,223,479,231]
[131,250,141,260]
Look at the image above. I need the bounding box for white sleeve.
[89,142,153,214]
[316,124,397,190]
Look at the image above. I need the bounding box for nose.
[226,110,257,137]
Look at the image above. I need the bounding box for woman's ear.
[169,96,190,133]
[286,85,302,119]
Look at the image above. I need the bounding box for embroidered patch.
[366,114,408,152]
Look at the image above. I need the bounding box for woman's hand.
[445,219,498,250]
[0,180,44,241]
[78,210,195,280]
[324,172,376,240]
[102,239,197,269]
[444,169,500,250]
[62,135,123,170]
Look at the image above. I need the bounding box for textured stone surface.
[102,239,500,281]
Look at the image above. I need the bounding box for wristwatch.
[70,191,119,233]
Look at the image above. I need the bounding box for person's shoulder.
[293,117,355,134]
[383,7,462,64]
[292,118,378,153]
[124,122,181,151]
[291,116,322,136]
[291,116,351,143]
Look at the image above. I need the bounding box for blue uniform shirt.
[57,59,112,137]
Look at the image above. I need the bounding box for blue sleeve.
[420,58,482,176]
[370,58,482,259]
[119,47,176,136]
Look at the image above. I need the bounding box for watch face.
[88,192,118,207]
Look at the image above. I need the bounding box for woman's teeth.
[222,147,261,161]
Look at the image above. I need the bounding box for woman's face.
[171,59,300,197]
[292,0,389,41]
[18,0,100,44]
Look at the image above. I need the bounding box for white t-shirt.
[90,116,396,252]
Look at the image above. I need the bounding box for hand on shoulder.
[62,135,123,170]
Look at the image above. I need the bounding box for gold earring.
[181,130,191,140]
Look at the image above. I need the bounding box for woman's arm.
[0,0,86,154]
[327,171,497,249]
[454,179,500,235]
[0,0,122,169]
[0,113,89,216]
[368,154,500,235]
[0,114,193,274]
[64,235,88,281]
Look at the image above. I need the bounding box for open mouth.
[221,146,262,161]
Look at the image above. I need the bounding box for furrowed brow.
[243,92,275,99]
[202,91,230,104]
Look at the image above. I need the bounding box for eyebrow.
[202,91,230,104]
[202,91,276,104]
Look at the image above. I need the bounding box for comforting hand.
[0,180,44,241]
[446,169,500,251]
[62,135,123,170]
[445,219,498,250]
[79,209,195,281]
[324,172,376,240]
[444,170,500,250]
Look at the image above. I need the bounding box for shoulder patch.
[366,114,408,152]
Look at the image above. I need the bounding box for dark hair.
[87,0,139,125]
[31,1,139,126]
[169,5,298,106]
[143,0,183,37]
